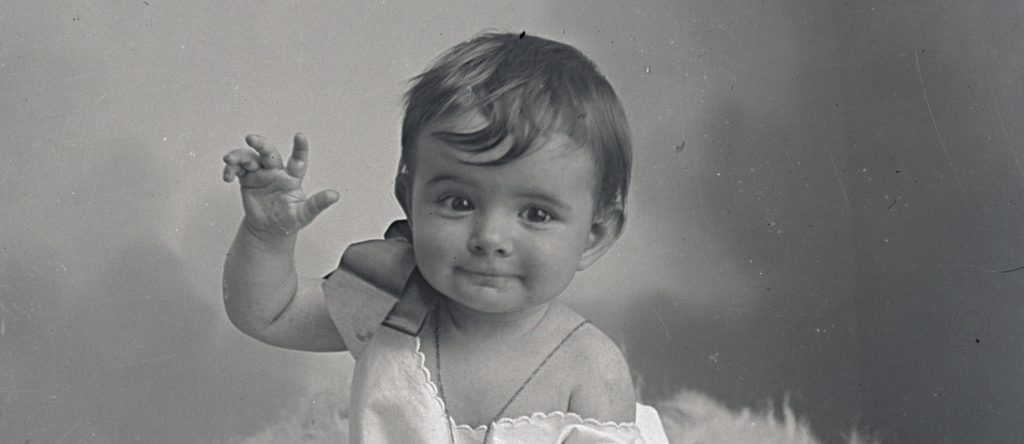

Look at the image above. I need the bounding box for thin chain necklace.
[433,302,458,444]
[432,302,589,444]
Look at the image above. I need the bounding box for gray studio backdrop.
[2,1,1022,443]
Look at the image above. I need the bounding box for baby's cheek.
[417,239,446,266]
[524,252,576,294]
[414,225,463,271]
[412,242,452,298]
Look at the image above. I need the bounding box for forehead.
[418,109,595,166]
[412,113,598,198]
[426,110,508,162]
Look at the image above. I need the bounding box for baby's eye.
[521,207,552,224]
[440,195,474,212]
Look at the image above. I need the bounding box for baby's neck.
[442,299,552,342]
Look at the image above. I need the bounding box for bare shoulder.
[549,304,636,423]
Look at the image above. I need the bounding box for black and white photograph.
[2,1,1022,442]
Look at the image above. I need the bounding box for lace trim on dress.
[412,337,639,434]
[413,336,450,418]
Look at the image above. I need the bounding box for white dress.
[347,323,669,443]
[322,221,670,443]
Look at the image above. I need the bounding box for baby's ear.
[394,173,412,220]
[577,207,624,271]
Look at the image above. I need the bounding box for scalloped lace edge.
[412,337,639,433]
[413,336,450,415]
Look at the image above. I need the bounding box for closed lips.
[457,267,514,278]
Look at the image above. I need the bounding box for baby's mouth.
[455,267,518,283]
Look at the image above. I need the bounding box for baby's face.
[405,112,602,315]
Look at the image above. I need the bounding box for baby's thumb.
[305,189,340,221]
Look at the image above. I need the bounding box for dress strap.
[490,319,591,426]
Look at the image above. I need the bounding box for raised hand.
[223,133,339,240]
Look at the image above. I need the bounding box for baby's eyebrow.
[424,173,469,188]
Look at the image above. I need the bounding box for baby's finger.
[245,134,285,170]
[223,163,249,182]
[223,164,238,182]
[224,149,262,174]
[303,189,340,223]
[223,148,260,166]
[240,157,261,172]
[286,133,309,179]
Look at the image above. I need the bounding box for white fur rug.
[229,387,876,443]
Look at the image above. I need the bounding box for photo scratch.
[102,353,177,372]
[966,263,1024,274]
[984,76,1024,189]
[57,419,82,443]
[998,265,1024,274]
[914,50,965,193]
[654,311,671,339]
[829,154,852,213]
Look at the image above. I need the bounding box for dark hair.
[400,31,632,213]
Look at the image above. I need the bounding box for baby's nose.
[467,216,513,257]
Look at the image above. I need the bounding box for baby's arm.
[567,326,637,423]
[222,134,346,352]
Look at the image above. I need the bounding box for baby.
[222,32,667,443]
